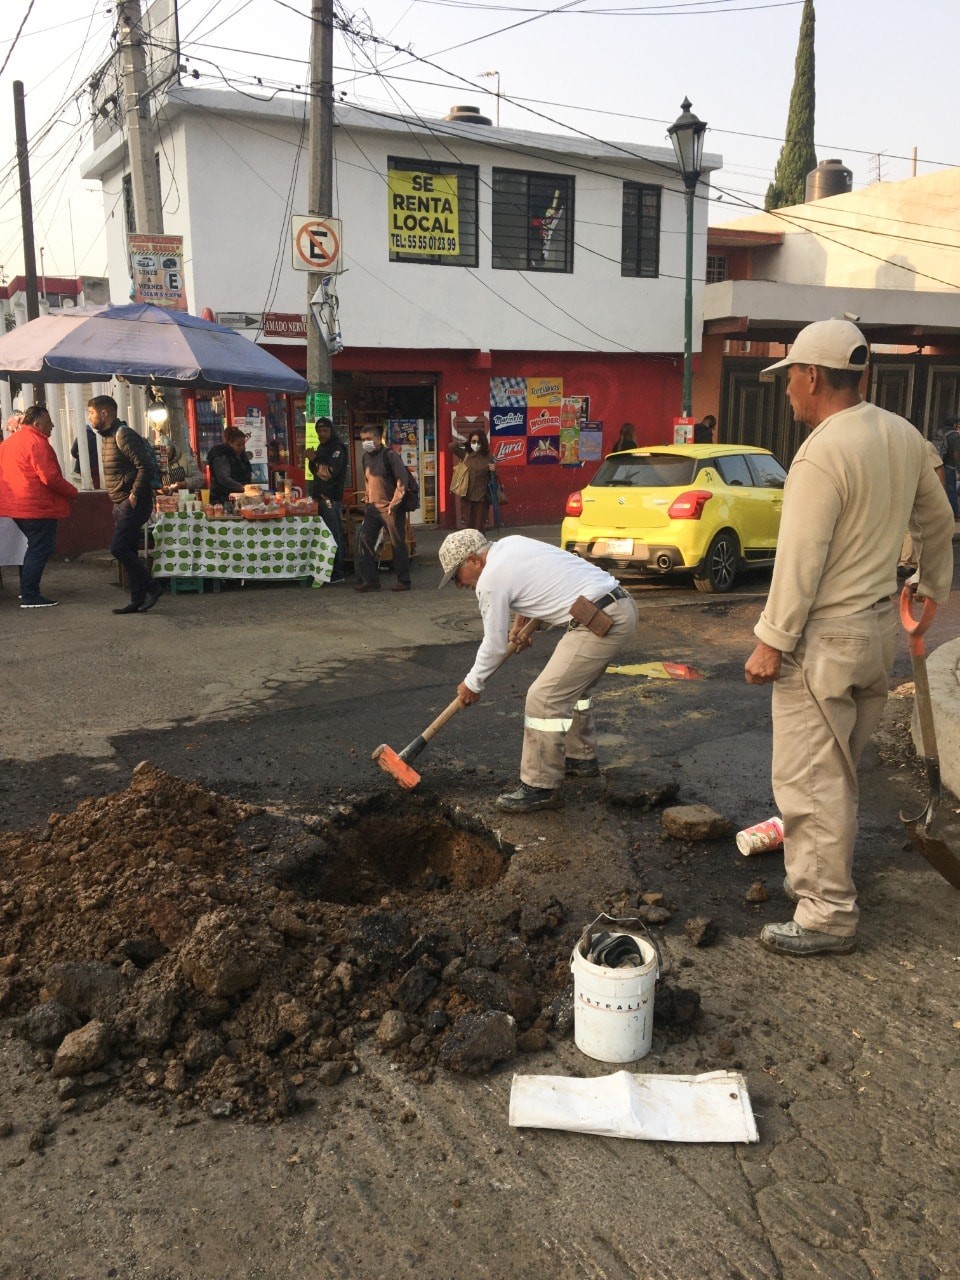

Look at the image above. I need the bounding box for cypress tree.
[765,0,817,210]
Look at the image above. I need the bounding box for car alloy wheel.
[694,530,739,594]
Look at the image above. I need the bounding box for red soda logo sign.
[493,439,525,466]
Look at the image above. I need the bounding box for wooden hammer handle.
[417,617,540,747]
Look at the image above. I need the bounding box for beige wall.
[715,168,960,295]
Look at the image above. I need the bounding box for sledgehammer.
[372,618,540,789]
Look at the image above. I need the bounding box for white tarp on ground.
[509,1069,759,1144]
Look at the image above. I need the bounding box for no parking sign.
[290,215,343,273]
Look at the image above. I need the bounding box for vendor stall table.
[0,517,27,597]
[150,512,336,588]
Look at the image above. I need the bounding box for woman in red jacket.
[0,404,77,608]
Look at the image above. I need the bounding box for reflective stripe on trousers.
[520,596,637,789]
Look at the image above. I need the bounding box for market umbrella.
[0,303,307,393]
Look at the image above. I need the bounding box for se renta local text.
[388,169,460,257]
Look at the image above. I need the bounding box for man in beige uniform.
[745,319,954,956]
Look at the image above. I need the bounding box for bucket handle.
[577,912,663,975]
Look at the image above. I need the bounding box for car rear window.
[593,454,697,487]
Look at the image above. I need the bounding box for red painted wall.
[261,344,683,526]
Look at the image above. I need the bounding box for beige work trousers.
[521,596,637,789]
[772,602,897,936]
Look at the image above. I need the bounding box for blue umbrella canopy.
[0,303,307,393]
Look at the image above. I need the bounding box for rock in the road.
[662,805,732,841]
[52,1020,112,1078]
[179,909,269,998]
[17,1000,78,1049]
[745,880,770,903]
[683,916,719,947]
[376,1010,411,1048]
[438,1011,517,1074]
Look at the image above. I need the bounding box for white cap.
[438,528,489,589]
[762,318,870,376]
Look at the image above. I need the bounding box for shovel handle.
[900,588,937,648]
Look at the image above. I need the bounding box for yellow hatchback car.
[561,444,787,593]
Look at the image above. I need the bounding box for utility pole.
[13,80,43,403]
[306,0,334,404]
[116,0,162,234]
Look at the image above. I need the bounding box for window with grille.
[122,155,163,234]
[491,169,574,273]
[387,157,479,267]
[706,254,728,284]
[621,182,661,278]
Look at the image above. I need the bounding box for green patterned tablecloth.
[151,512,335,585]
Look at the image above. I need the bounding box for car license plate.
[598,538,634,556]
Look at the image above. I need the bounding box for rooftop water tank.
[443,104,492,126]
[805,158,853,202]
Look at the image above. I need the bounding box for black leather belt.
[592,586,629,610]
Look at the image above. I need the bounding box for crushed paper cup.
[736,816,784,856]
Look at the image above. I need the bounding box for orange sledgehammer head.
[372,743,422,790]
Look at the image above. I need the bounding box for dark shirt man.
[306,417,347,584]
[88,394,162,615]
[207,427,253,504]
[355,423,411,593]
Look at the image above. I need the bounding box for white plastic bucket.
[570,918,659,1064]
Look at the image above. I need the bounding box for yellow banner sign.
[388,169,459,256]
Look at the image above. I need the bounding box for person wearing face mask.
[450,429,495,531]
[354,423,412,593]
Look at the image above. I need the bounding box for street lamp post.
[667,97,708,422]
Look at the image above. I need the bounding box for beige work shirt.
[755,401,955,653]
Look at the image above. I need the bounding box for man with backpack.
[88,394,163,615]
[354,423,413,593]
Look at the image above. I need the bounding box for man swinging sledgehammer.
[438,529,638,813]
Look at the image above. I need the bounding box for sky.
[0,0,957,284]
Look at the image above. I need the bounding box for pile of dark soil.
[0,764,699,1122]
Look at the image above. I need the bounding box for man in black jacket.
[305,417,347,584]
[88,395,162,615]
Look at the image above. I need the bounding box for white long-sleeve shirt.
[754,401,955,654]
[464,536,619,692]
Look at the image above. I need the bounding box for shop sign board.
[291,216,342,273]
[128,234,186,310]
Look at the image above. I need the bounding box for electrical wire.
[0,0,36,80]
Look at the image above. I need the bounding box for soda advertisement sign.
[492,438,526,467]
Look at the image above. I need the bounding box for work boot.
[495,782,564,813]
[783,876,799,903]
[759,920,857,956]
[138,584,163,613]
[353,582,380,593]
[565,757,600,778]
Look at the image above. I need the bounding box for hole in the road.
[305,811,508,904]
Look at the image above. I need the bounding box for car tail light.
[667,489,713,519]
[565,491,583,517]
